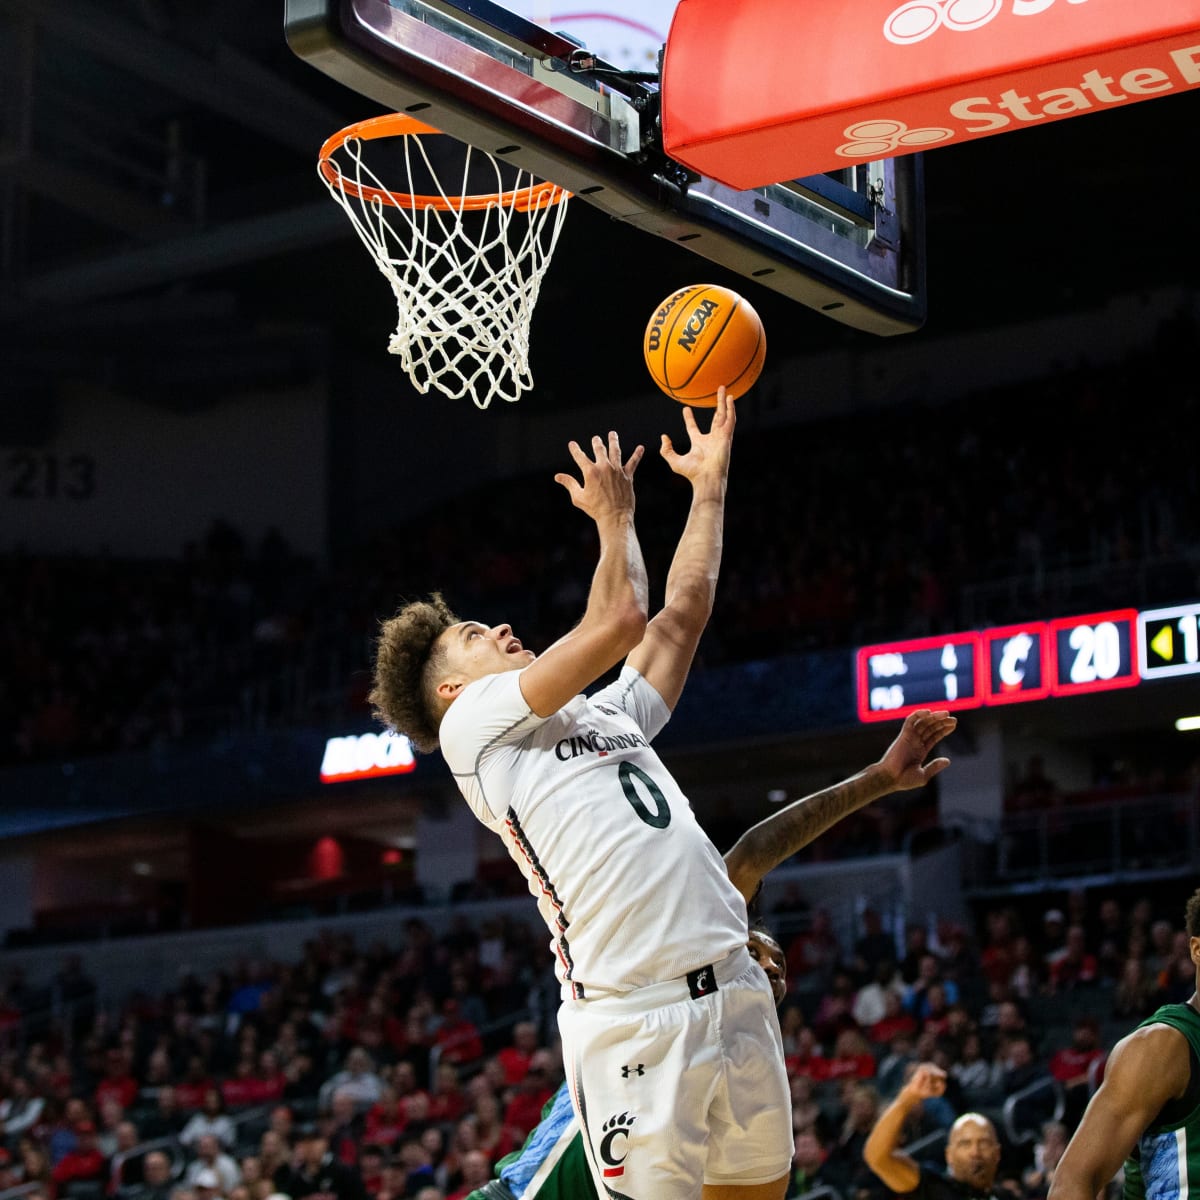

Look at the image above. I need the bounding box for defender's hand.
[878,709,956,791]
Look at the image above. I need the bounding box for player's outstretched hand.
[660,385,736,487]
[877,709,957,791]
[901,1062,948,1102]
[554,431,644,523]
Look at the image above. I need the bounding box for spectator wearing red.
[363,1086,406,1148]
[979,909,1016,988]
[446,1150,492,1200]
[811,972,858,1042]
[1048,925,1099,992]
[357,1145,387,1198]
[502,1051,556,1138]
[1049,1016,1106,1124]
[495,1021,538,1087]
[809,1031,877,1084]
[868,992,917,1045]
[434,1001,483,1067]
[94,1049,138,1112]
[327,1090,365,1168]
[786,909,842,985]
[221,1056,263,1110]
[470,1094,516,1166]
[427,1062,467,1125]
[175,1056,217,1111]
[785,1027,820,1079]
[52,1121,106,1187]
[1049,1017,1105,1087]
[349,996,406,1057]
[919,984,953,1038]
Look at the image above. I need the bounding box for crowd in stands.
[3,332,1198,768]
[0,886,1191,1200]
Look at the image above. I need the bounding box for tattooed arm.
[723,709,957,904]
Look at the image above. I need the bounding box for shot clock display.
[857,603,1183,721]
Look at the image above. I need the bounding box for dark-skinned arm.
[724,709,956,903]
[1049,1023,1191,1200]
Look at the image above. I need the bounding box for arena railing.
[110,1133,188,1192]
[0,1185,48,1200]
[901,1128,949,1160]
[1002,1077,1065,1146]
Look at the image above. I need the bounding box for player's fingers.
[921,757,951,780]
[592,434,607,462]
[659,433,675,462]
[566,440,590,470]
[715,385,729,425]
[553,473,581,501]
[607,430,622,466]
[681,405,700,440]
[625,444,645,477]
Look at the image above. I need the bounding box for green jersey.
[466,1084,596,1200]
[1123,1002,1200,1200]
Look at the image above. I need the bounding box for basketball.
[643,284,766,406]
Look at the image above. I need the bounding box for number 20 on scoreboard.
[1049,609,1139,696]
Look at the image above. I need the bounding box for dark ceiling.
[1,0,1197,413]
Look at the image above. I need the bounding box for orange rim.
[318,113,570,214]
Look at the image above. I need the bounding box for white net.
[319,116,570,409]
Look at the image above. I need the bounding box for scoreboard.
[856,601,1197,722]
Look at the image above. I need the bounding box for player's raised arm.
[518,431,649,717]
[625,387,734,710]
[1049,1024,1190,1200]
[724,710,955,903]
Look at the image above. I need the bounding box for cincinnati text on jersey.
[554,729,650,761]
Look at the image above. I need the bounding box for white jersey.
[439,665,748,999]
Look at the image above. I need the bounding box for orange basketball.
[643,284,766,406]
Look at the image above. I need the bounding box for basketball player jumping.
[370,389,952,1200]
[1049,889,1200,1200]
[466,707,957,1200]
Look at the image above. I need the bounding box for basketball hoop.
[318,114,570,409]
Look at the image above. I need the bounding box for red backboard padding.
[662,0,1200,190]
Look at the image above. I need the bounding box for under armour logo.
[621,1064,645,1078]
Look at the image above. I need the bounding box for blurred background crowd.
[1,884,1193,1200]
[4,329,1197,769]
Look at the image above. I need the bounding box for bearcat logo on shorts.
[676,298,720,353]
[599,1112,636,1178]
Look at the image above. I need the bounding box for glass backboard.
[286,0,926,334]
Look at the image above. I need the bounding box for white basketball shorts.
[557,945,792,1199]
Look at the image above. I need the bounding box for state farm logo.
[835,119,953,159]
[884,0,1089,45]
